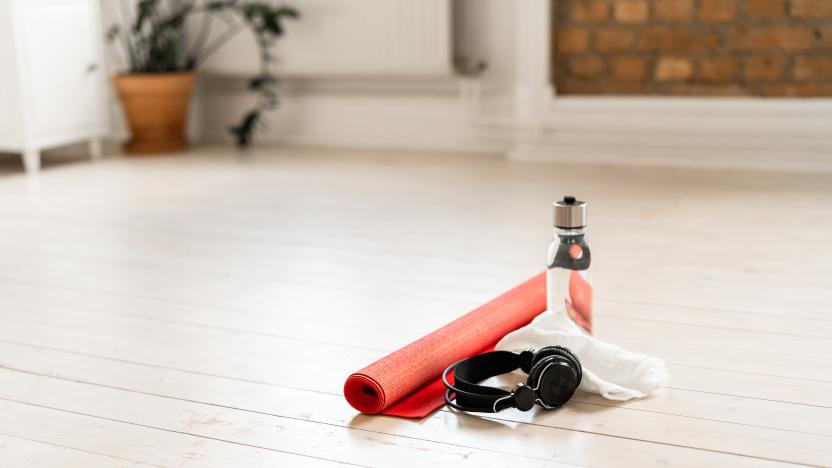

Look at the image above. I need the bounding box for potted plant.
[107,0,299,153]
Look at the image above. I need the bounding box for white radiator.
[197,0,452,78]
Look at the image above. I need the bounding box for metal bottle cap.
[554,196,586,228]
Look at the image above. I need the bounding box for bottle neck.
[554,226,586,237]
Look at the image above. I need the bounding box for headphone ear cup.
[527,354,580,408]
[527,355,561,391]
[529,346,561,370]
[530,346,582,385]
[528,345,583,388]
[553,346,582,385]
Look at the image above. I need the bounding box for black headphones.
[442,346,582,413]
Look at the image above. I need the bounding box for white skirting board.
[196,77,509,155]
[195,78,832,172]
[511,97,832,172]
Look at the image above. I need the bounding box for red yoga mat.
[344,272,547,418]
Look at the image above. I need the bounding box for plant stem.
[186,12,213,68]
[193,19,245,67]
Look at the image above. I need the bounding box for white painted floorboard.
[0,146,830,467]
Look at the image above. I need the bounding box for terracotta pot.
[114,72,195,155]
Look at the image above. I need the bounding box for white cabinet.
[0,0,107,173]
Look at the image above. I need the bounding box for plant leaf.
[133,0,159,32]
[229,110,260,147]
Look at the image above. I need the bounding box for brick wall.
[553,0,832,96]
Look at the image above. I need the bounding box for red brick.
[822,26,832,48]
[569,56,607,79]
[726,26,769,49]
[728,27,773,49]
[572,0,610,22]
[686,31,722,51]
[611,56,647,80]
[639,27,674,49]
[762,83,832,97]
[794,56,832,80]
[595,28,636,51]
[700,0,736,21]
[747,0,786,19]
[655,57,694,80]
[727,26,815,51]
[743,55,785,80]
[791,0,832,18]
[557,28,590,53]
[639,27,720,52]
[777,26,815,51]
[698,57,738,82]
[655,0,694,20]
[614,0,649,23]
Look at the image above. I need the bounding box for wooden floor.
[0,146,830,467]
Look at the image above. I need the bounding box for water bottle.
[547,196,593,334]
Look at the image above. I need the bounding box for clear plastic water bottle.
[547,196,593,334]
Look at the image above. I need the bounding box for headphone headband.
[442,347,581,413]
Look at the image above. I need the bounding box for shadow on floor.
[0,144,98,177]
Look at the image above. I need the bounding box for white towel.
[495,311,670,400]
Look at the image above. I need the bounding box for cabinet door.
[14,0,103,140]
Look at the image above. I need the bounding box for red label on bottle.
[566,270,593,334]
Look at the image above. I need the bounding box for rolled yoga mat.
[344,272,547,418]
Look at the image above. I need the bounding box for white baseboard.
[512,97,832,172]
[196,76,508,155]
[195,77,832,172]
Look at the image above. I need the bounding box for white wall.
[453,0,516,96]
[195,0,520,152]
[98,0,130,140]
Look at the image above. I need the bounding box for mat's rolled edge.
[344,373,386,414]
[344,272,547,415]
